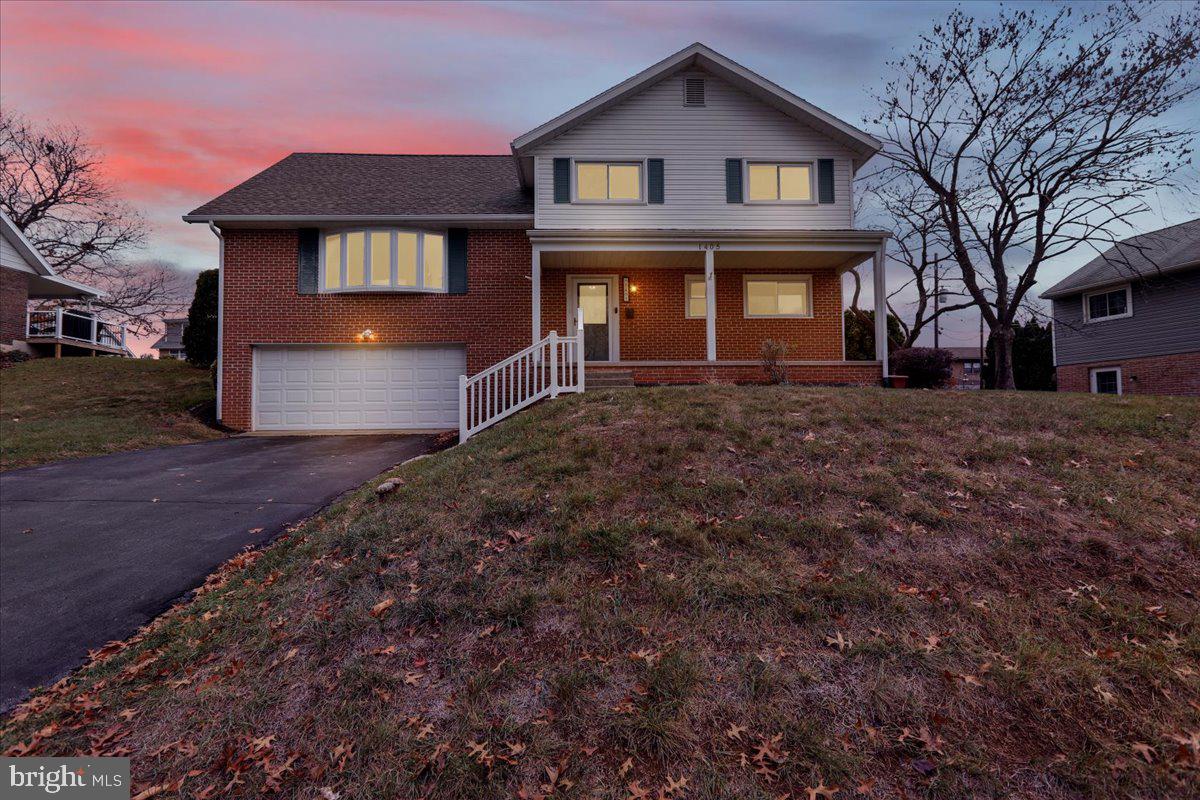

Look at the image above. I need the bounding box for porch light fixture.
[356,329,376,342]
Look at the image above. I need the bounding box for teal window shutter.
[447,228,468,294]
[647,159,664,204]
[817,159,835,204]
[553,158,570,203]
[725,159,743,203]
[297,228,318,294]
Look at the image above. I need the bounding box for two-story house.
[184,44,892,432]
[151,317,188,360]
[1043,218,1199,397]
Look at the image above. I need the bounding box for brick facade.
[1057,351,1200,397]
[1,267,30,348]
[540,266,846,361]
[219,228,533,429]
[220,230,879,429]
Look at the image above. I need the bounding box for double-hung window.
[747,162,814,203]
[575,161,643,202]
[685,275,707,318]
[321,229,446,293]
[1083,285,1131,322]
[744,275,813,318]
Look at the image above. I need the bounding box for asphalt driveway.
[0,434,438,710]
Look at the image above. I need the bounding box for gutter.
[207,221,224,423]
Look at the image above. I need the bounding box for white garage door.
[253,345,465,431]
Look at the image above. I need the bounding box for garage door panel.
[254,345,464,431]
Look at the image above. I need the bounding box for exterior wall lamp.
[356,329,376,342]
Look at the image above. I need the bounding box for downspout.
[207,221,224,422]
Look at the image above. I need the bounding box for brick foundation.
[590,362,881,386]
[1057,351,1200,397]
[1,267,30,348]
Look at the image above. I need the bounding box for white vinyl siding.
[253,345,464,431]
[531,70,856,230]
[0,232,37,274]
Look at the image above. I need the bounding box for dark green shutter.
[725,159,743,203]
[447,228,468,294]
[297,228,319,295]
[817,159,835,204]
[553,158,570,203]
[647,159,664,204]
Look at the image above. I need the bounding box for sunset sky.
[2,0,1196,351]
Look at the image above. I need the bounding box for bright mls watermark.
[0,758,129,799]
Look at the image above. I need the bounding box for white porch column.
[873,245,889,377]
[704,247,716,362]
[531,247,541,345]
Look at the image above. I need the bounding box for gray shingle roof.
[186,153,532,219]
[1041,218,1200,299]
[945,347,982,361]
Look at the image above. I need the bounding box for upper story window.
[744,274,813,318]
[747,162,814,203]
[576,161,643,202]
[1084,285,1131,322]
[321,229,445,293]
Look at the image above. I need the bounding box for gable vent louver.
[683,77,705,107]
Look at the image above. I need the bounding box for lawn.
[0,358,220,470]
[1,387,1197,799]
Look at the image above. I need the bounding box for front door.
[576,281,611,361]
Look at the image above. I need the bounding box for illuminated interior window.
[685,275,707,318]
[744,275,813,317]
[575,162,643,201]
[747,163,813,202]
[321,229,446,293]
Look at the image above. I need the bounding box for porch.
[529,229,889,385]
[25,308,131,357]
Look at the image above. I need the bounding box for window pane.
[370,231,390,286]
[578,283,608,324]
[396,233,417,286]
[748,164,778,201]
[779,165,812,200]
[345,232,365,286]
[323,234,341,289]
[777,281,809,315]
[577,163,607,200]
[423,234,444,289]
[689,297,707,318]
[689,279,707,300]
[1088,294,1108,319]
[746,280,777,315]
[609,164,641,200]
[1094,370,1119,394]
[1107,289,1127,316]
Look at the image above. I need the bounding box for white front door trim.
[565,275,620,363]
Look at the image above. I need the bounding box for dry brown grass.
[2,387,1198,799]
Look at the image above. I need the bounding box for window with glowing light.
[320,229,446,293]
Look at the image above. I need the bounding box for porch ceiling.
[538,248,872,272]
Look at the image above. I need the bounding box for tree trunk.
[991,322,1016,390]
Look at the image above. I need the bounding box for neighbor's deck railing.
[26,308,129,353]
[459,309,585,443]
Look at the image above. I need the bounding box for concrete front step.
[586,369,635,388]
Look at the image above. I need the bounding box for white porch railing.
[459,309,585,443]
[26,308,130,354]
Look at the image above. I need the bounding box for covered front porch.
[529,230,889,385]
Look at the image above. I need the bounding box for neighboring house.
[945,347,982,390]
[184,43,893,433]
[1,210,128,358]
[1042,218,1200,397]
[152,317,188,360]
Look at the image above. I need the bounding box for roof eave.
[1040,257,1200,299]
[183,213,535,229]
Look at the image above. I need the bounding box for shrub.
[760,339,790,384]
[889,347,952,388]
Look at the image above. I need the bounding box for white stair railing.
[459,309,585,443]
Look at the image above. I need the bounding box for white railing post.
[458,374,469,444]
[25,310,30,338]
[549,331,559,399]
[576,308,585,392]
[54,307,63,339]
[90,315,98,345]
[120,325,127,351]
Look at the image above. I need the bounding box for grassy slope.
[2,388,1198,799]
[0,358,219,470]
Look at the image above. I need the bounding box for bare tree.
[859,176,976,348]
[869,2,1199,388]
[0,109,184,334]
